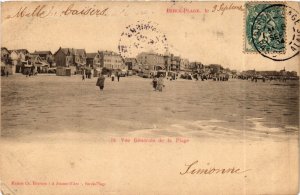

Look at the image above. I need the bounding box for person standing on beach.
[82,69,85,81]
[96,74,105,92]
[117,72,120,82]
[111,73,115,81]
[157,75,164,92]
[152,76,158,91]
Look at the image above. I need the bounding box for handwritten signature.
[180,160,250,175]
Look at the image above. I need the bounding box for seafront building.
[98,50,124,70]
[32,51,54,67]
[54,47,87,67]
[1,47,10,64]
[136,53,185,72]
[124,58,139,71]
[86,53,101,68]
[53,47,87,75]
[1,46,298,79]
[136,52,166,71]
[180,58,189,71]
[240,68,298,79]
[170,55,181,71]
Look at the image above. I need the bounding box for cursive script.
[180,160,250,175]
[5,5,53,19]
[5,4,109,19]
[211,3,244,15]
[61,4,108,16]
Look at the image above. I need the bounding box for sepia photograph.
[0,1,299,195]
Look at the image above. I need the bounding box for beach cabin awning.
[24,65,33,67]
[34,61,49,67]
[41,61,49,67]
[155,65,165,68]
[77,62,86,66]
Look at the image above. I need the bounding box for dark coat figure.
[152,77,158,90]
[117,73,120,82]
[157,75,164,92]
[96,74,105,91]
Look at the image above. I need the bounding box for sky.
[1,1,299,73]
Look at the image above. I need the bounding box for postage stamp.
[244,2,286,53]
[254,4,300,61]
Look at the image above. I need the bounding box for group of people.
[95,73,121,92]
[1,69,9,77]
[81,70,92,80]
[152,75,165,92]
[110,73,121,82]
[96,74,165,93]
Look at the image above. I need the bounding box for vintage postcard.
[0,1,299,195]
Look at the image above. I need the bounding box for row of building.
[240,68,298,79]
[3,46,273,78]
[1,47,126,75]
[125,52,234,77]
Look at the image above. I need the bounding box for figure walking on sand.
[111,73,115,81]
[82,69,85,80]
[152,76,158,91]
[96,74,105,92]
[117,72,120,82]
[157,75,164,92]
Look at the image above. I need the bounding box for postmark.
[251,4,300,61]
[244,2,286,53]
[118,20,169,58]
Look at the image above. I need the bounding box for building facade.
[207,64,223,74]
[86,53,101,67]
[1,47,10,64]
[8,49,30,65]
[98,51,124,70]
[33,51,52,60]
[189,62,204,72]
[136,52,165,71]
[54,47,86,67]
[124,58,139,70]
[170,55,181,71]
[180,58,189,71]
[33,51,54,67]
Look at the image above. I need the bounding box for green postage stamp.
[244,2,286,53]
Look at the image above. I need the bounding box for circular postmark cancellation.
[118,20,169,58]
[251,4,300,61]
